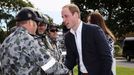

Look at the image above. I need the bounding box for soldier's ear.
[29,20,35,27]
[27,20,31,26]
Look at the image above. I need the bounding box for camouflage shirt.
[0,27,68,75]
[46,36,62,62]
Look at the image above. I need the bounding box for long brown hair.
[88,12,116,41]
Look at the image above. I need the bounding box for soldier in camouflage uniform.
[0,7,68,75]
[36,12,64,75]
[36,13,54,50]
[47,25,63,62]
[35,11,63,62]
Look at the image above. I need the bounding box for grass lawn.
[73,66,134,75]
[117,66,134,75]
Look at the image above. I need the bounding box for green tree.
[71,0,134,38]
[0,0,33,43]
[0,0,33,31]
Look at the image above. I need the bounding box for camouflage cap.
[41,14,49,24]
[15,7,42,22]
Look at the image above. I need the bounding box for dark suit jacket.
[64,23,113,75]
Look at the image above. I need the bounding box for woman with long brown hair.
[87,11,116,75]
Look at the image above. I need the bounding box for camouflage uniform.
[37,32,63,63]
[36,34,64,75]
[0,27,68,75]
[46,35,62,62]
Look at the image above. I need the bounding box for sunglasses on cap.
[50,29,58,32]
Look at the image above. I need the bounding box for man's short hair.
[63,4,80,18]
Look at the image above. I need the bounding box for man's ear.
[74,12,78,18]
[27,20,32,26]
[29,20,35,26]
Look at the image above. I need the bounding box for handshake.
[41,57,71,75]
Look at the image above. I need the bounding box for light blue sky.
[0,0,70,31]
[29,0,70,24]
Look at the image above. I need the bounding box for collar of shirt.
[15,27,28,34]
[70,21,88,73]
[70,21,82,36]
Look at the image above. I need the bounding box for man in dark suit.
[61,4,113,75]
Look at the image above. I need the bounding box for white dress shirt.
[70,21,88,73]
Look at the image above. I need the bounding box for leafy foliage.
[0,0,33,43]
[0,0,33,30]
[71,0,134,38]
